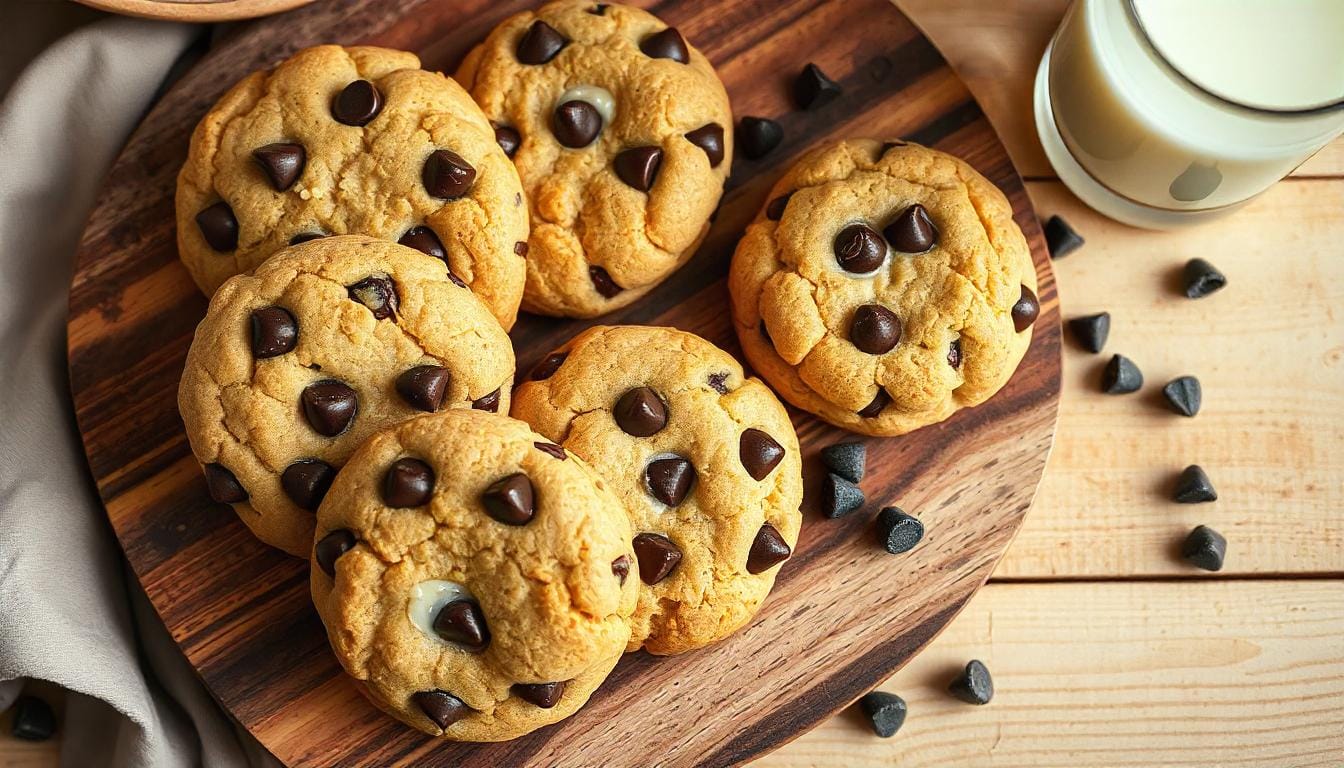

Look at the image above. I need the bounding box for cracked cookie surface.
[178,235,515,556]
[728,139,1038,436]
[177,44,528,329]
[511,325,802,655]
[310,409,637,740]
[457,1,732,318]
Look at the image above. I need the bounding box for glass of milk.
[1035,0,1344,228]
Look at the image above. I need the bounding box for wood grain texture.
[64,1,1058,766]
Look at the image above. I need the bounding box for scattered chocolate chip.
[708,372,730,394]
[1163,375,1202,417]
[632,532,681,584]
[483,473,535,525]
[611,555,631,584]
[1101,354,1143,394]
[315,529,355,576]
[1173,464,1217,503]
[422,149,477,199]
[281,459,335,510]
[195,201,238,251]
[858,388,891,418]
[794,62,842,110]
[821,472,864,518]
[834,223,887,273]
[332,80,383,126]
[589,265,623,298]
[516,20,568,64]
[301,380,358,436]
[947,660,993,705]
[765,193,791,221]
[640,27,689,63]
[203,463,247,503]
[850,304,902,354]
[531,352,567,380]
[396,365,451,412]
[433,599,489,650]
[1181,525,1227,571]
[876,507,923,555]
[534,441,566,460]
[820,441,865,483]
[249,306,297,358]
[884,204,938,253]
[512,681,566,708]
[740,428,785,481]
[645,456,695,506]
[289,231,325,245]
[1012,286,1039,332]
[614,146,663,191]
[1068,312,1110,353]
[252,142,306,191]
[383,458,435,507]
[947,338,963,369]
[398,226,447,260]
[514,241,529,257]
[10,696,56,742]
[1044,215,1085,259]
[413,690,469,730]
[738,116,783,160]
[1183,258,1227,298]
[685,123,725,167]
[472,388,502,412]
[588,4,607,14]
[553,100,602,148]
[347,275,398,320]
[858,692,906,738]
[614,386,668,437]
[493,124,521,158]
[746,523,791,573]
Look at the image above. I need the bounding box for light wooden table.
[4,1,1341,765]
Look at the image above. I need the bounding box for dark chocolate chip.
[1181,525,1227,571]
[740,428,785,481]
[611,555,631,584]
[738,116,783,160]
[289,231,325,245]
[614,386,667,437]
[858,388,891,418]
[746,523,791,573]
[396,365,451,412]
[850,304,902,354]
[1173,464,1217,503]
[589,4,607,14]
[531,352,567,380]
[589,265,623,298]
[685,123,725,167]
[281,459,335,510]
[632,532,681,584]
[820,441,865,483]
[398,226,446,260]
[1012,285,1039,332]
[645,456,695,506]
[383,457,435,507]
[614,146,663,191]
[708,372,730,394]
[203,463,247,503]
[884,204,938,253]
[553,100,602,148]
[514,241,529,257]
[1101,354,1143,394]
[195,201,238,251]
[347,275,398,320]
[1068,312,1110,354]
[301,380,358,436]
[534,441,567,460]
[512,681,566,708]
[1183,258,1227,298]
[1163,375,1202,417]
[472,388,502,412]
[947,338,963,369]
[766,193,791,221]
[483,473,535,525]
[876,506,924,555]
[422,149,477,199]
[413,690,469,730]
[332,80,383,126]
[794,62,841,110]
[517,20,568,64]
[947,660,993,705]
[821,472,864,518]
[10,696,56,742]
[494,124,521,158]
[859,691,906,738]
[252,142,306,191]
[640,27,689,63]
[250,306,298,358]
[433,599,489,650]
[1044,214,1085,259]
[834,223,887,273]
[315,529,355,576]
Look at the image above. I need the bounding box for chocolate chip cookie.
[457,1,733,318]
[177,45,529,330]
[511,325,802,655]
[310,409,637,740]
[178,235,515,556]
[728,139,1038,436]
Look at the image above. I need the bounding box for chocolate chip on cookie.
[685,123,725,167]
[332,79,383,126]
[422,150,477,199]
[397,226,447,261]
[493,124,521,158]
[632,532,682,584]
[857,389,891,418]
[383,458,435,507]
[765,192,791,221]
[300,380,358,436]
[614,146,664,191]
[883,203,937,253]
[203,463,248,503]
[645,456,695,506]
[315,529,356,576]
[835,223,887,273]
[512,682,566,708]
[553,100,603,148]
[281,459,336,510]
[534,441,567,460]
[739,116,783,160]
[483,473,536,525]
[250,306,298,358]
[194,201,238,252]
[640,28,689,63]
[413,690,471,730]
[472,388,502,412]
[746,524,791,573]
[589,266,623,298]
[1012,285,1040,332]
[396,365,452,412]
[433,600,490,651]
[347,275,399,319]
[611,555,631,584]
[516,20,569,64]
[614,386,668,436]
[850,304,902,354]
[794,62,841,110]
[740,429,785,481]
[252,143,306,191]
[530,352,567,380]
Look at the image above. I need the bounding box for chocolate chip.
[850,304,901,353]
[821,473,864,518]
[530,352,567,380]
[383,457,435,507]
[947,338,962,369]
[820,441,865,483]
[1068,312,1110,353]
[289,231,325,245]
[281,459,335,510]
[947,660,993,705]
[746,523,791,573]
[472,388,502,412]
[195,201,238,251]
[445,270,467,288]
[413,690,469,730]
[1181,525,1227,571]
[740,429,785,481]
[858,388,890,418]
[1012,285,1039,332]
[708,372,730,394]
[632,532,681,584]
[553,100,602,148]
[766,193,791,221]
[859,692,906,738]
[516,20,568,64]
[10,696,56,742]
[1163,375,1202,417]
[834,223,887,273]
[315,529,355,576]
[396,365,451,412]
[422,149,477,199]
[332,80,383,126]
[250,306,297,358]
[203,463,247,503]
[493,124,521,158]
[589,265,623,297]
[738,116,783,160]
[1173,464,1217,503]
[614,146,663,191]
[794,62,841,110]
[512,681,565,708]
[483,473,535,525]
[1044,215,1084,259]
[614,386,668,437]
[876,506,923,554]
[347,275,398,320]
[884,204,937,253]
[589,3,607,13]
[1101,354,1143,394]
[534,441,566,460]
[514,241,529,257]
[398,226,446,260]
[1183,258,1227,299]
[252,142,306,192]
[685,123,725,167]
[611,555,631,584]
[640,27,689,63]
[301,380,358,436]
[645,456,695,506]
[433,599,489,650]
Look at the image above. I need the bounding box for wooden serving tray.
[66,0,1060,765]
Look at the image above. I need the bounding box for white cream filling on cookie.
[558,85,616,126]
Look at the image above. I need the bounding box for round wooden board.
[73,0,315,23]
[67,1,1061,765]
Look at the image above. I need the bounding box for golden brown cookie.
[177,44,528,329]
[511,325,802,655]
[310,410,638,740]
[728,139,1038,436]
[178,235,515,556]
[457,1,732,318]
